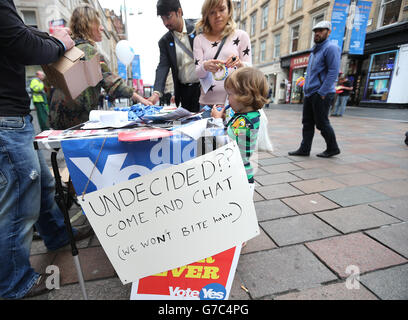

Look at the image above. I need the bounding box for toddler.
[211,67,269,185]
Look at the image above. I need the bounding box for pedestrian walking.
[288,21,341,158]
[30,71,50,131]
[332,74,353,117]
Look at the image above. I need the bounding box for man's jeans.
[300,93,339,152]
[0,115,70,299]
[333,95,349,116]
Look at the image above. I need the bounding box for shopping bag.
[256,109,273,152]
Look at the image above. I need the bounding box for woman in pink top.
[194,0,252,107]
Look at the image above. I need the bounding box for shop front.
[288,53,310,104]
[359,21,408,108]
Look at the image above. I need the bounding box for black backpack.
[405,131,408,146]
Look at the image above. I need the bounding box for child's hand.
[211,105,225,119]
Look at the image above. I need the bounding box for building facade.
[236,0,408,108]
[14,0,124,86]
[236,0,335,104]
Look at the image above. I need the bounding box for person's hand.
[52,27,74,51]
[147,92,160,105]
[225,55,242,69]
[211,105,225,119]
[203,60,224,73]
[133,93,153,105]
[320,95,326,100]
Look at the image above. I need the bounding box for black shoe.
[316,149,341,158]
[73,224,94,242]
[24,274,51,298]
[288,149,310,156]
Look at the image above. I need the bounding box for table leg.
[51,151,88,300]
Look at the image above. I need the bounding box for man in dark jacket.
[289,21,341,158]
[0,0,92,299]
[147,0,200,112]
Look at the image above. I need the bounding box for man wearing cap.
[289,21,341,158]
[148,0,200,112]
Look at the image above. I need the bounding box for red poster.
[131,246,241,300]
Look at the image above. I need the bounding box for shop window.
[378,0,402,27]
[291,68,307,103]
[364,51,397,102]
[290,25,300,53]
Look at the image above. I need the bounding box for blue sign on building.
[349,1,372,55]
[330,0,351,50]
[118,60,127,81]
[131,55,141,80]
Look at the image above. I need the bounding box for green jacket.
[49,39,134,130]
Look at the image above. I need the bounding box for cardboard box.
[42,46,103,100]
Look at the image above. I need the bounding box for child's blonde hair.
[224,67,269,110]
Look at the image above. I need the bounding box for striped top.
[226,111,260,183]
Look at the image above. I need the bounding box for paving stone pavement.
[24,106,408,300]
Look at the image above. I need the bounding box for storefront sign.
[349,1,372,55]
[290,54,310,71]
[330,0,351,50]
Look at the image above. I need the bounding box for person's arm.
[149,37,171,104]
[0,2,70,65]
[238,30,252,67]
[193,35,218,78]
[318,45,341,98]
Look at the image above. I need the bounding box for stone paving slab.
[290,168,334,180]
[257,157,294,166]
[236,245,337,299]
[369,198,408,221]
[256,183,304,200]
[331,173,383,186]
[53,247,116,285]
[365,223,408,259]
[360,264,408,300]
[305,233,407,279]
[255,172,302,186]
[324,164,363,175]
[47,278,132,300]
[369,168,408,180]
[291,177,346,194]
[261,214,340,246]
[316,205,399,234]
[262,163,303,174]
[282,194,339,214]
[229,273,251,300]
[321,186,390,207]
[241,228,277,254]
[254,200,298,221]
[274,282,378,300]
[368,179,408,198]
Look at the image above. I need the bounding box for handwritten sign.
[80,142,259,284]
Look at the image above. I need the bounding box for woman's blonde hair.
[195,0,236,37]
[225,67,269,110]
[69,5,100,45]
